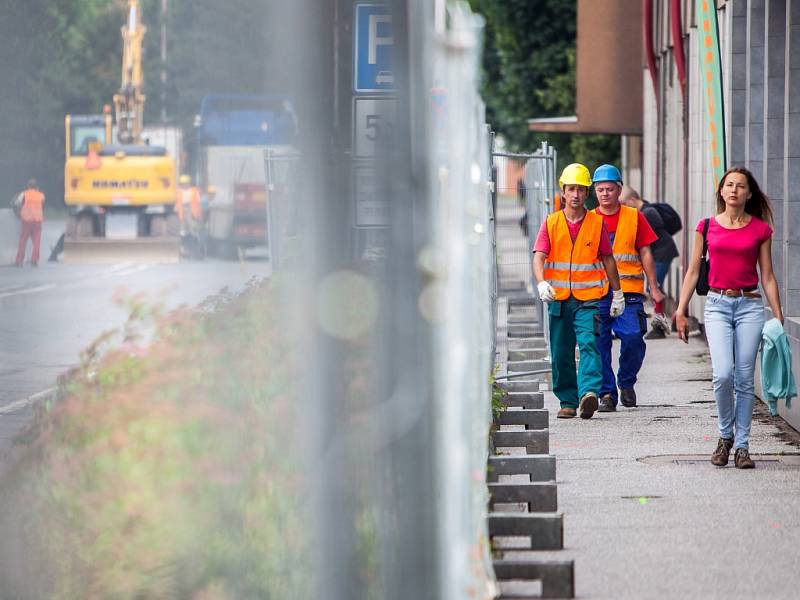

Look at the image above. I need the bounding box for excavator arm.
[113,0,146,144]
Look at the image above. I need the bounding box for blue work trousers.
[597,292,648,404]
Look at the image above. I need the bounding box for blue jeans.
[597,292,648,403]
[704,293,765,449]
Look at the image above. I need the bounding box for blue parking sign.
[354,3,394,93]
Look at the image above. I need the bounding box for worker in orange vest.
[15,179,45,267]
[591,164,664,412]
[176,174,202,224]
[532,164,625,419]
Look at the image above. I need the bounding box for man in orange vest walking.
[176,174,202,227]
[176,174,204,257]
[15,179,45,267]
[532,164,625,419]
[591,165,664,412]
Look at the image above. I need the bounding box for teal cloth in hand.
[760,318,797,416]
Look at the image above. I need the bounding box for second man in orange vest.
[591,164,664,412]
[532,164,625,419]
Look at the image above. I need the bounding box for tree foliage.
[468,0,620,169]
[0,0,287,206]
[0,0,127,204]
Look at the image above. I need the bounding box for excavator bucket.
[63,237,181,264]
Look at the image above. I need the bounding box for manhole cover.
[638,454,800,467]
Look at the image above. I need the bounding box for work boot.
[598,394,616,412]
[734,448,755,469]
[710,437,734,467]
[652,313,671,334]
[557,407,577,419]
[578,392,598,419]
[620,388,637,408]
[644,327,666,340]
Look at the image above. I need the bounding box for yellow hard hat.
[179,174,191,185]
[207,185,217,194]
[558,163,592,188]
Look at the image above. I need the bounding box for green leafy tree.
[468,0,619,169]
[0,0,127,205]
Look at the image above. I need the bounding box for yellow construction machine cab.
[64,117,177,209]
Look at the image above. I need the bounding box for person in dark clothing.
[517,177,528,237]
[620,186,680,338]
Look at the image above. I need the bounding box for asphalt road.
[0,219,270,464]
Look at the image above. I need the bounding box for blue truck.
[195,94,298,260]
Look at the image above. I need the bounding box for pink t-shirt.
[696,216,773,289]
[533,214,613,256]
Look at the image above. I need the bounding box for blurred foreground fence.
[0,2,504,600]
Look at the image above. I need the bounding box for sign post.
[352,2,395,229]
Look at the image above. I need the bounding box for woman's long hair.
[715,166,773,224]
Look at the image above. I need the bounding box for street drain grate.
[638,454,800,467]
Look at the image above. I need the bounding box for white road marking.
[0,284,28,294]
[0,284,57,299]
[0,386,57,416]
[108,262,135,273]
[115,264,151,277]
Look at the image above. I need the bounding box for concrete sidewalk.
[513,331,800,599]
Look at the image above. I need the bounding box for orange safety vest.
[544,210,607,301]
[594,205,644,295]
[176,186,202,221]
[20,188,44,222]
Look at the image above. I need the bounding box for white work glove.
[610,289,626,318]
[537,281,556,303]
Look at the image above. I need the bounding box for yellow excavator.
[63,0,179,263]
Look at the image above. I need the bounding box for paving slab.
[507,332,800,600]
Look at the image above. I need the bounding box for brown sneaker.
[710,437,734,467]
[578,392,599,419]
[557,407,577,419]
[598,394,616,412]
[734,448,755,469]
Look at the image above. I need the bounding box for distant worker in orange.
[176,174,202,225]
[15,179,45,267]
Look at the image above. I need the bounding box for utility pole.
[160,0,168,123]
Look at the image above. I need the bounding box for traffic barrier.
[488,287,574,597]
[0,209,20,265]
[493,560,575,599]
[487,455,556,483]
[497,408,548,430]
[488,482,558,512]
[508,348,550,361]
[501,392,544,409]
[492,430,549,455]
[488,513,563,550]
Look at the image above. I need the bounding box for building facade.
[645,0,800,428]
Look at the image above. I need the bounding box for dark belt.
[708,286,761,298]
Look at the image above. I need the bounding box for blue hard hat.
[592,164,623,185]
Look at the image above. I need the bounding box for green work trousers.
[548,297,602,409]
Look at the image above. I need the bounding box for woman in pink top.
[675,167,783,469]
